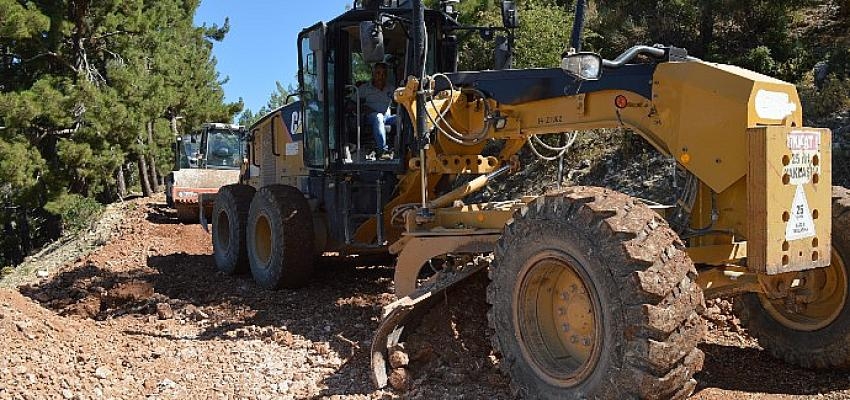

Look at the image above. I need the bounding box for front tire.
[212,184,256,274]
[735,186,850,368]
[247,185,315,290]
[488,187,705,399]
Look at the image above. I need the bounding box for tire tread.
[487,186,705,399]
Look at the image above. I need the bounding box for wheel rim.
[216,210,231,252]
[513,250,601,387]
[760,249,848,331]
[254,213,273,267]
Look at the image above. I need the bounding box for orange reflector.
[614,95,628,109]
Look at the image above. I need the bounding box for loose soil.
[2,197,850,399]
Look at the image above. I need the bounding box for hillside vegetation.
[0,0,240,267]
[2,0,849,268]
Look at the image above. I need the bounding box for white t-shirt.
[359,82,394,114]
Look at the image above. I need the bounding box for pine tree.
[0,0,239,261]
[239,82,296,127]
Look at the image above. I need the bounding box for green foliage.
[449,0,573,70]
[237,106,255,127]
[0,0,240,263]
[239,81,295,127]
[826,46,850,79]
[0,137,44,199]
[0,0,49,39]
[585,0,815,81]
[513,2,573,68]
[800,75,850,120]
[43,192,103,234]
[740,46,779,76]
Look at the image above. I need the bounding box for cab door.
[298,23,330,169]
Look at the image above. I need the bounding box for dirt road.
[2,198,850,399]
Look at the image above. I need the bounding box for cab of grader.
[208,0,850,398]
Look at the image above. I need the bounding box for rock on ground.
[1,194,850,399]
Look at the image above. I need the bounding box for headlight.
[177,191,199,198]
[561,53,602,80]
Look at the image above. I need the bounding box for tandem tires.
[735,186,850,368]
[212,184,256,274]
[247,185,315,290]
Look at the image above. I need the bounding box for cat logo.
[290,111,302,135]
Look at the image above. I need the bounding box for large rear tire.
[488,187,705,399]
[212,184,256,274]
[735,186,850,368]
[247,185,315,290]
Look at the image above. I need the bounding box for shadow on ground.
[18,201,402,395]
[695,342,850,396]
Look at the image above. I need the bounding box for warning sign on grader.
[784,131,821,185]
[786,184,816,241]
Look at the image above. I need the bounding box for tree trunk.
[116,165,127,199]
[146,120,161,193]
[148,154,160,191]
[841,0,850,18]
[20,209,30,259]
[698,0,715,58]
[137,156,153,197]
[170,115,179,136]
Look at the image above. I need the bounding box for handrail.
[270,115,281,156]
[251,129,260,167]
[602,45,666,68]
[602,45,700,68]
[346,84,362,162]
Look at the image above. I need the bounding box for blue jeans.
[367,112,397,152]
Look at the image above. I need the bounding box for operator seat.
[343,80,398,163]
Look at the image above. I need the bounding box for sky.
[194,0,352,115]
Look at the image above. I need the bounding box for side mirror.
[478,28,494,41]
[442,34,459,72]
[306,53,316,75]
[494,36,512,70]
[561,52,602,80]
[441,0,460,17]
[501,1,518,29]
[308,26,326,98]
[360,20,385,64]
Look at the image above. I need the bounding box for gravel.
[1,193,850,399]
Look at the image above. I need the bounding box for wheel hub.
[254,214,273,267]
[760,249,848,331]
[514,250,600,386]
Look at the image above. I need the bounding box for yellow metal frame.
[246,56,835,303]
[389,60,832,300]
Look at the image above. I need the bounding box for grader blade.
[370,260,487,389]
[198,193,217,233]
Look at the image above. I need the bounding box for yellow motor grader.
[206,1,849,398]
